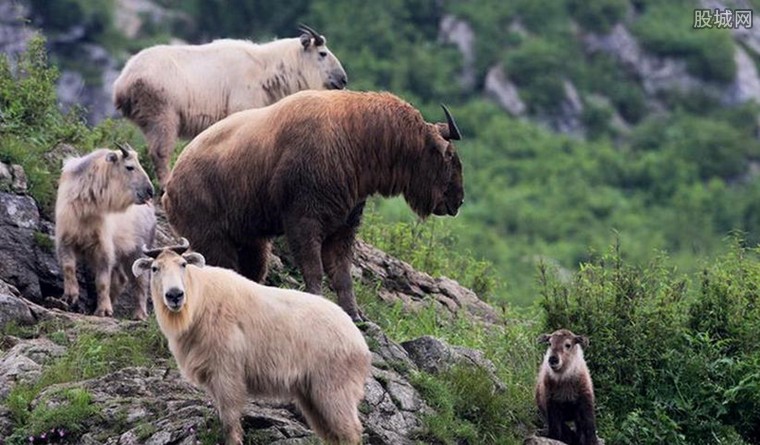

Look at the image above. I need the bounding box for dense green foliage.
[5,1,760,442]
[16,0,760,307]
[541,240,760,444]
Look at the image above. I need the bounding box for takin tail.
[114,87,133,118]
[114,78,161,120]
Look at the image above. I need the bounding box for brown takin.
[162,89,464,321]
[132,238,371,445]
[55,144,156,319]
[535,329,598,445]
[112,24,347,185]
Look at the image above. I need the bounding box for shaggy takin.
[113,24,347,185]
[162,90,464,321]
[55,144,156,319]
[132,238,371,445]
[535,329,598,445]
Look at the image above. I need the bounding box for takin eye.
[565,343,572,349]
[151,265,158,273]
[319,51,327,58]
[125,165,135,171]
[180,262,187,268]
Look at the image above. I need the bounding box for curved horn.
[141,238,191,259]
[297,23,325,46]
[441,104,462,141]
[142,244,162,259]
[115,142,131,158]
[171,237,191,255]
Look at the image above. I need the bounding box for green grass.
[356,281,540,445]
[3,318,170,438]
[5,387,99,444]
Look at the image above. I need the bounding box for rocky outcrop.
[0,169,508,443]
[485,65,527,116]
[55,43,122,124]
[0,0,35,60]
[0,286,442,443]
[439,14,477,91]
[0,192,60,304]
[351,239,500,324]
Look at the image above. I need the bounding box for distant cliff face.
[6,0,760,135]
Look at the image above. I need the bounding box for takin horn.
[142,237,191,258]
[298,23,325,46]
[115,142,131,159]
[441,104,462,141]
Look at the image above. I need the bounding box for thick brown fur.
[162,90,465,321]
[132,246,371,445]
[55,148,156,319]
[535,329,598,445]
[113,32,347,185]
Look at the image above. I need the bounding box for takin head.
[132,238,205,316]
[101,143,154,210]
[297,24,347,90]
[538,329,589,377]
[407,104,465,218]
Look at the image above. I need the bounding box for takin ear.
[132,258,153,277]
[300,33,312,49]
[106,152,118,163]
[574,335,589,348]
[537,333,551,345]
[183,252,206,268]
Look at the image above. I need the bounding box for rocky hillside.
[0,160,539,444]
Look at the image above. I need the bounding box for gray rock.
[0,337,66,398]
[0,0,35,60]
[56,43,121,124]
[352,241,500,324]
[0,192,45,300]
[402,335,505,391]
[439,14,477,90]
[724,46,760,105]
[10,164,27,193]
[524,434,605,445]
[0,279,34,330]
[485,65,527,116]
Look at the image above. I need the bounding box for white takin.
[132,238,370,445]
[112,24,347,185]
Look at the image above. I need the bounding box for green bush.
[540,241,760,444]
[632,2,736,83]
[504,38,570,113]
[567,0,628,33]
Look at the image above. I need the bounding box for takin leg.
[574,397,598,445]
[144,111,180,187]
[57,244,80,306]
[322,201,364,320]
[130,268,149,321]
[284,217,325,296]
[303,376,364,444]
[207,374,246,445]
[109,266,127,308]
[546,401,565,442]
[237,237,272,283]
[92,253,115,318]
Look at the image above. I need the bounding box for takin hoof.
[93,306,114,317]
[133,309,148,321]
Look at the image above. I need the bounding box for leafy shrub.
[0,36,148,212]
[632,2,736,83]
[540,241,760,444]
[503,38,570,113]
[567,0,628,33]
